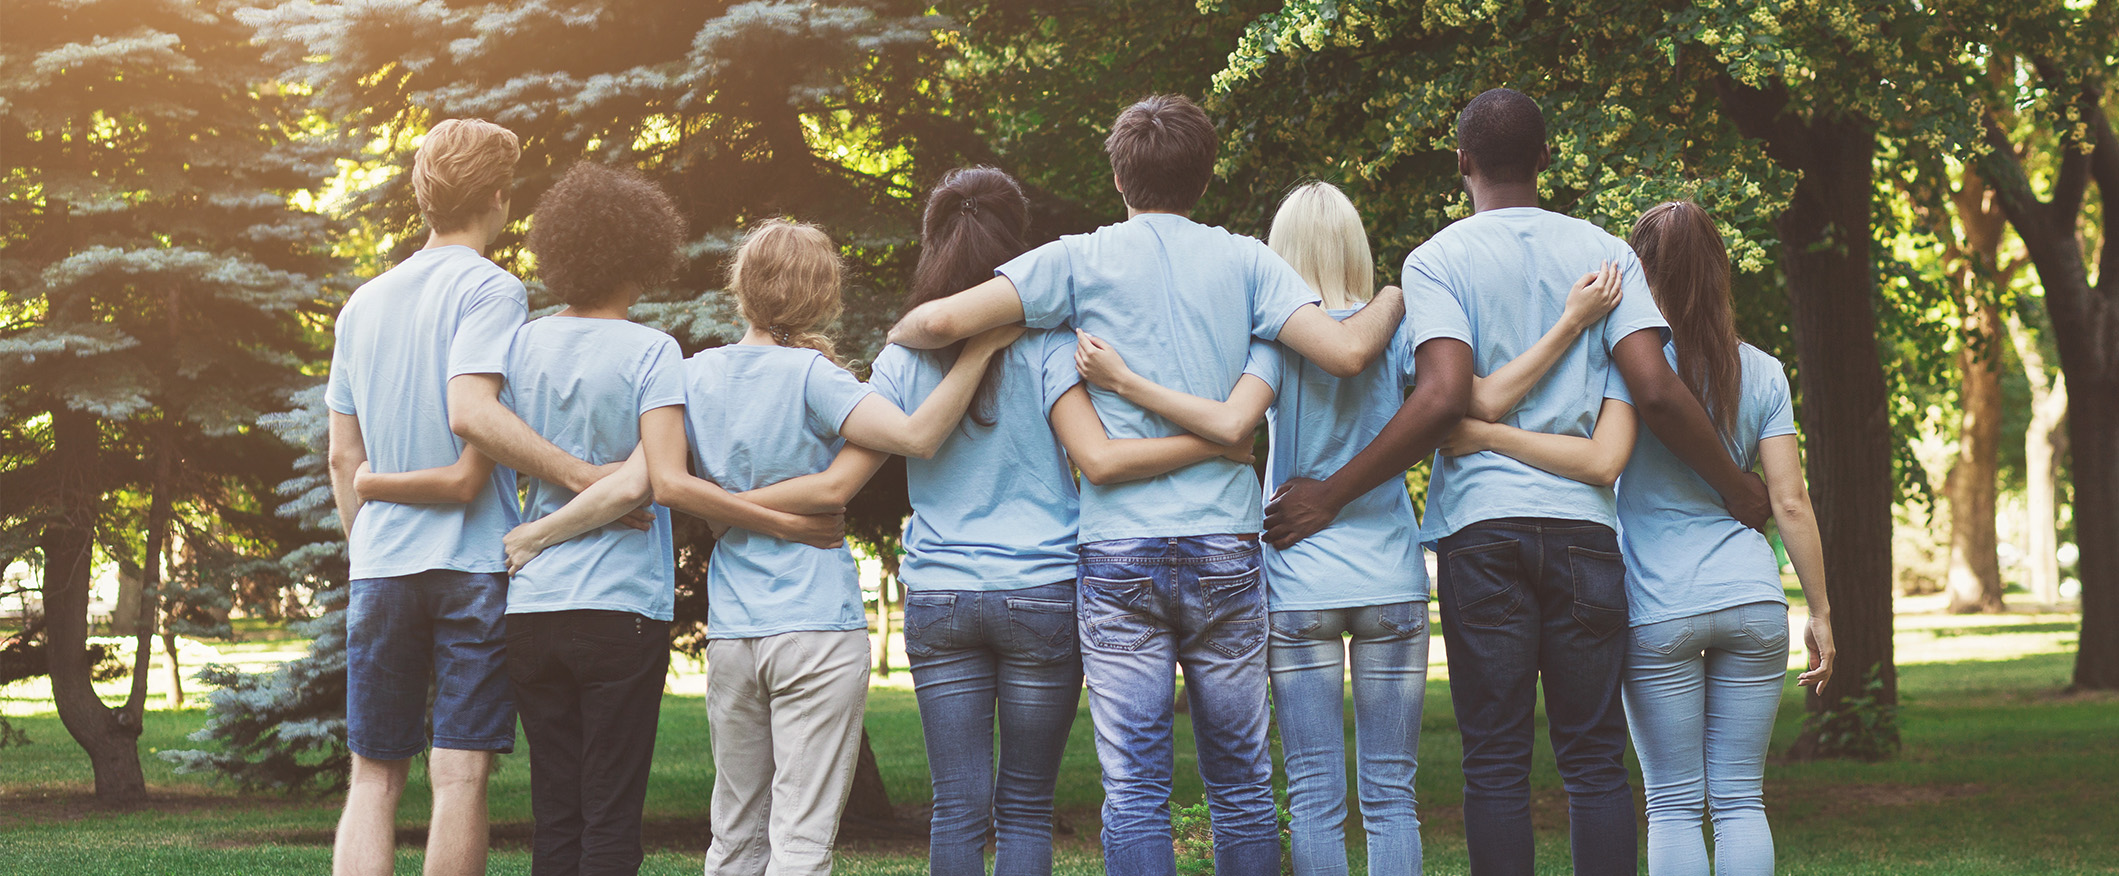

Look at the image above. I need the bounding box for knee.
[349,754,412,794]
[426,750,494,792]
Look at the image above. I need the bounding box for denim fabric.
[1624,602,1788,876]
[346,569,515,759]
[1076,535,1277,876]
[1268,601,1431,876]
[904,582,1083,876]
[1434,518,1634,876]
[507,610,669,876]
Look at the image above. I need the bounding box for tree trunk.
[2069,387,2118,688]
[162,631,184,709]
[1719,83,1898,756]
[1945,297,2007,614]
[874,572,894,678]
[110,561,144,637]
[43,408,148,802]
[2009,311,2068,606]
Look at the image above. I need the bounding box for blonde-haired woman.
[640,219,1018,874]
[1074,181,1621,875]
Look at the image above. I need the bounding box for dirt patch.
[1803,781,1988,810]
[0,788,306,824]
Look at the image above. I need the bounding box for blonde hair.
[728,219,844,364]
[1267,181,1374,309]
[412,118,521,233]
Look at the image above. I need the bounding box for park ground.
[2,591,2115,875]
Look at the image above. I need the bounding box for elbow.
[1317,349,1368,380]
[1205,420,1257,449]
[906,438,942,461]
[445,480,483,504]
[328,448,364,477]
[647,469,685,504]
[1467,399,1503,423]
[448,406,480,441]
[1773,493,1812,522]
[1588,463,1623,490]
[1072,453,1117,487]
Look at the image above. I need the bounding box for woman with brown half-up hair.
[639,217,1024,875]
[1442,200,1835,876]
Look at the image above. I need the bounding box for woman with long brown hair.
[1442,200,1835,875]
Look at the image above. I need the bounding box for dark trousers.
[506,609,670,876]
[1435,518,1635,876]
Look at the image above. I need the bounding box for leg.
[1175,539,1277,876]
[1533,524,1635,876]
[1077,541,1181,876]
[703,638,774,876]
[510,612,588,876]
[425,749,496,876]
[761,630,871,876]
[572,612,671,876]
[1435,524,1542,876]
[1622,615,1709,876]
[1268,609,1353,876]
[991,583,1084,876]
[1703,603,1789,876]
[338,575,434,876]
[1346,601,1430,876]
[426,571,516,876]
[907,590,1001,876]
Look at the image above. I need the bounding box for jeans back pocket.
[904,591,960,657]
[1006,596,1080,665]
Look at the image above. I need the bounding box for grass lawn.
[2,604,2115,875]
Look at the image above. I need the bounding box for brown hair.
[527,163,688,309]
[412,118,521,233]
[1630,201,1741,440]
[904,167,1031,427]
[727,219,843,364]
[1104,94,1217,213]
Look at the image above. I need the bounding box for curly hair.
[527,162,689,309]
[727,219,844,364]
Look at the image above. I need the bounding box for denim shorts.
[346,569,516,760]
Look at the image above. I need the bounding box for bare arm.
[1273,287,1405,378]
[501,445,654,573]
[354,447,496,506]
[737,445,892,515]
[885,276,1027,350]
[448,373,607,493]
[1761,433,1833,691]
[1263,337,1473,549]
[1611,329,1770,530]
[841,326,1020,458]
[1049,385,1250,486]
[1073,330,1276,447]
[1468,262,1621,421]
[639,406,846,548]
[1440,399,1637,487]
[327,411,367,536]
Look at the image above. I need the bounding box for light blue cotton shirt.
[1611,342,1797,626]
[1001,212,1320,544]
[868,329,1082,591]
[324,245,523,580]
[1412,207,1669,545]
[683,344,876,639]
[1252,294,1471,609]
[501,318,685,621]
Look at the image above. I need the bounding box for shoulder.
[868,343,919,378]
[1738,343,1791,389]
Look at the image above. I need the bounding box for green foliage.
[1800,663,1903,762]
[1169,795,1294,875]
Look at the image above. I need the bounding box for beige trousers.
[702,629,870,876]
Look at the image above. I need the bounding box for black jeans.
[1435,518,1635,876]
[506,609,670,876]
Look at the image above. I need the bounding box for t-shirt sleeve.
[637,334,688,415]
[1401,248,1474,355]
[867,345,910,410]
[1241,339,1284,396]
[325,318,356,415]
[447,276,528,378]
[1250,242,1321,341]
[1603,362,1634,405]
[804,355,878,440]
[1757,354,1798,440]
[997,240,1074,330]
[1039,330,1082,416]
[1601,246,1670,352]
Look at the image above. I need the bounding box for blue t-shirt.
[1252,294,1471,609]
[324,245,523,580]
[1412,208,1669,544]
[1000,212,1320,543]
[1612,343,1797,626]
[868,330,1082,591]
[683,344,876,638]
[501,318,686,620]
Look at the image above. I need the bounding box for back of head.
[1104,94,1217,213]
[907,167,1031,426]
[1268,181,1374,310]
[413,118,521,233]
[1455,89,1546,184]
[1630,200,1741,439]
[528,163,689,310]
[728,219,844,365]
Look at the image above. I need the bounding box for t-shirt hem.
[444,364,507,380]
[505,599,675,622]
[1628,591,1789,628]
[1258,298,1316,342]
[326,399,357,416]
[705,620,869,639]
[1409,325,1473,350]
[902,573,1078,592]
[1079,519,1261,546]
[1420,507,1616,549]
[1759,425,1798,440]
[347,559,509,582]
[1265,592,1429,612]
[828,386,877,434]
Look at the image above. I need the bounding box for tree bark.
[1719,81,1899,756]
[2008,311,2069,606]
[43,408,148,802]
[1945,303,2008,614]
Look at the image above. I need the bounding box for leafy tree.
[0,0,346,800]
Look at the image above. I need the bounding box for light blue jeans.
[1623,601,1789,876]
[1268,601,1430,876]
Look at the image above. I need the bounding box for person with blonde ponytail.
[639,219,1018,876]
[1442,200,1835,876]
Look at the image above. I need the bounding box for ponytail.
[907,167,1032,427]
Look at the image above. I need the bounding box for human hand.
[1074,330,1138,393]
[353,462,374,503]
[502,522,551,575]
[1263,477,1343,550]
[1438,419,1495,457]
[1370,285,1407,321]
[966,324,1026,358]
[1219,440,1256,465]
[618,504,655,531]
[783,511,847,549]
[1560,260,1621,333]
[1723,471,1771,532]
[1798,613,1835,692]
